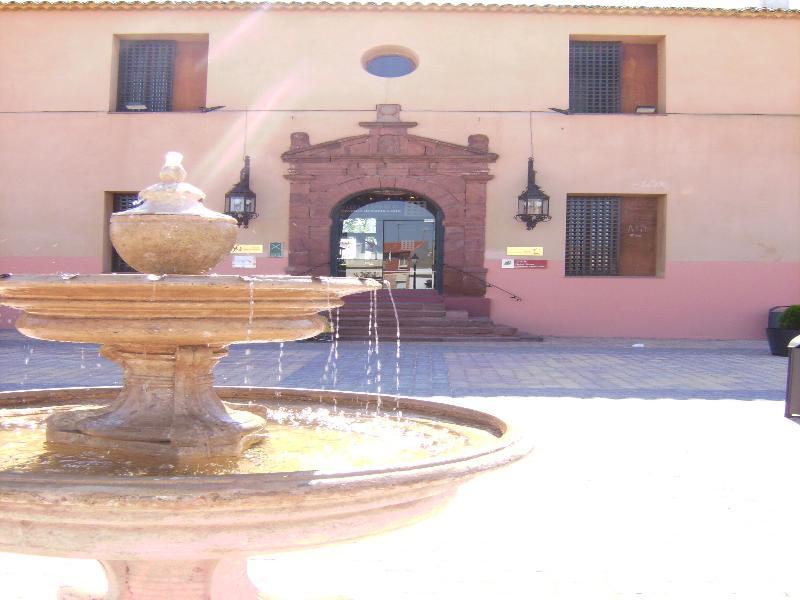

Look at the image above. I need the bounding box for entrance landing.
[336,290,542,342]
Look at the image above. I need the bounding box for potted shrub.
[767,305,800,357]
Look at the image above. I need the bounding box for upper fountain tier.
[3,273,378,346]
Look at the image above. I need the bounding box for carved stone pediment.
[281,107,497,297]
[282,131,498,165]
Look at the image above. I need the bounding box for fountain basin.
[110,213,238,276]
[0,386,530,599]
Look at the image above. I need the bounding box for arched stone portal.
[281,105,497,296]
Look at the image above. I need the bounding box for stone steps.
[333,292,541,342]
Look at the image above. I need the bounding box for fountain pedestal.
[60,558,258,600]
[48,345,266,459]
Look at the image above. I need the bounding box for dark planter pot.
[766,327,800,357]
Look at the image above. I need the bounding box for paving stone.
[0,332,786,401]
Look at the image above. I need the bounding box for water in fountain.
[0,397,497,477]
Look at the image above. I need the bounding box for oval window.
[363,48,418,78]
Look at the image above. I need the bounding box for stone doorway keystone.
[281,105,498,297]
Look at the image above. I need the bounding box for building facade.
[1,1,798,338]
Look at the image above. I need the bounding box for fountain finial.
[160,151,187,183]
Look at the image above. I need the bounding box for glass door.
[382,220,435,290]
[334,192,439,290]
[337,215,383,280]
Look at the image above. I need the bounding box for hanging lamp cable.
[243,106,249,159]
[528,110,534,159]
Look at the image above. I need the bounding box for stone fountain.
[0,153,529,599]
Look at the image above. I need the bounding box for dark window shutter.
[117,40,176,112]
[569,41,622,114]
[111,193,139,273]
[565,196,621,276]
[618,196,658,276]
[113,193,139,213]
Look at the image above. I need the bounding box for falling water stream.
[247,278,255,342]
[365,288,375,394]
[372,289,383,412]
[315,281,401,415]
[322,282,336,392]
[277,342,284,383]
[384,283,402,412]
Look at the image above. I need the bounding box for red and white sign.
[514,259,547,269]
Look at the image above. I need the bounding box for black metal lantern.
[515,157,551,230]
[224,156,258,228]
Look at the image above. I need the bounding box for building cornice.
[1,0,798,18]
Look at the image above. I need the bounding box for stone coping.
[0,0,797,17]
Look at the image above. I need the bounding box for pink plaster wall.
[486,261,800,339]
[0,256,102,274]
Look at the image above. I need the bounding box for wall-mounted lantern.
[515,157,551,231]
[224,156,258,228]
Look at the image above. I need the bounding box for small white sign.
[501,258,515,269]
[232,255,256,269]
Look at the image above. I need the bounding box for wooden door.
[618,196,657,276]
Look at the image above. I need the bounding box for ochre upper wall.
[0,9,798,114]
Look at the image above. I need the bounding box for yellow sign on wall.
[231,244,264,254]
[506,246,543,256]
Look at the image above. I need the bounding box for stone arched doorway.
[332,190,444,291]
[281,105,497,297]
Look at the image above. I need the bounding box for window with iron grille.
[566,195,660,277]
[565,196,621,276]
[116,40,176,112]
[569,41,622,114]
[110,193,139,273]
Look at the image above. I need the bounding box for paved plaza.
[0,332,797,599]
[0,332,786,401]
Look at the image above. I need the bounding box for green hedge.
[779,305,800,329]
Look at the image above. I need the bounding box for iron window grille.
[569,41,622,114]
[565,196,621,276]
[111,193,139,272]
[116,40,176,112]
